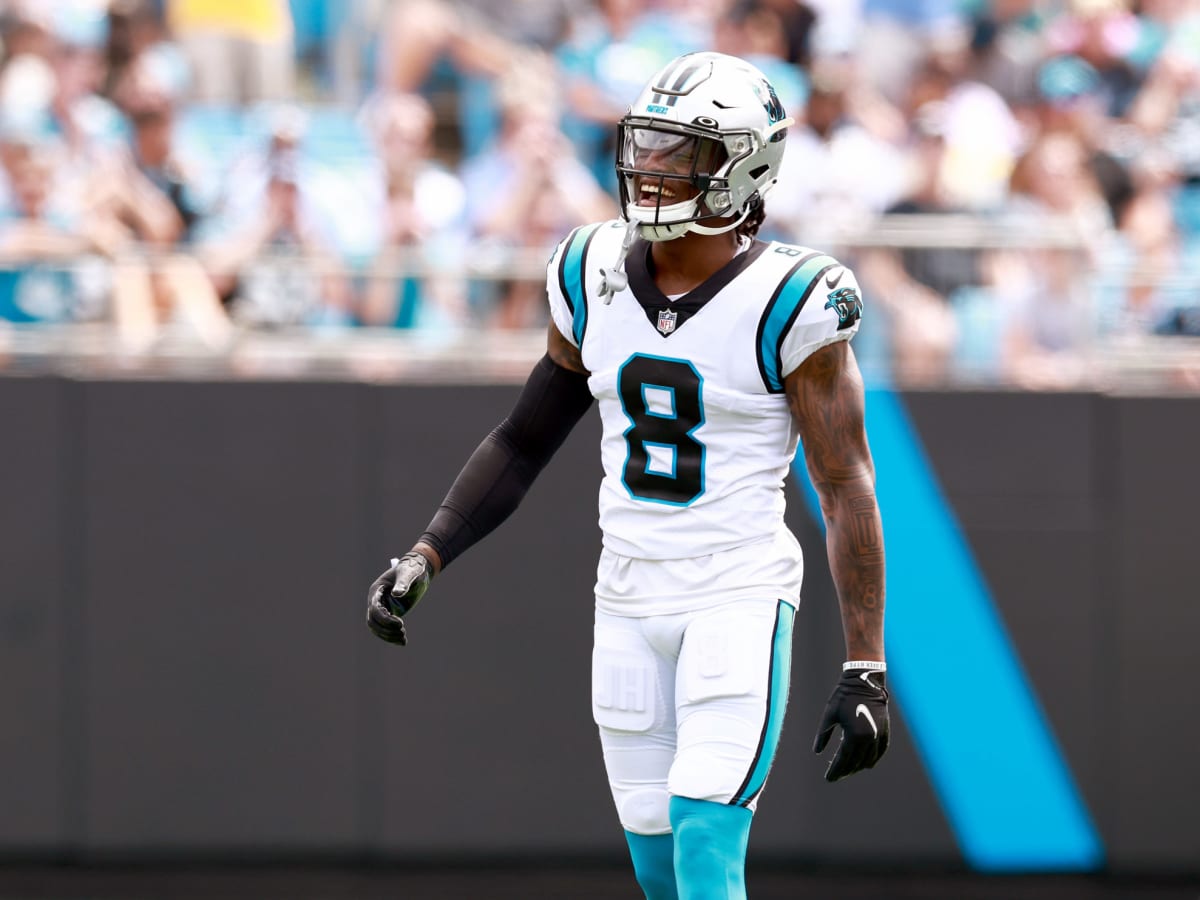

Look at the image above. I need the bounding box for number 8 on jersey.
[618,354,706,506]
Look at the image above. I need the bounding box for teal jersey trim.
[731,600,794,806]
[793,388,1103,871]
[558,222,602,346]
[756,252,836,392]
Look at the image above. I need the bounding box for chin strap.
[688,205,751,237]
[598,199,755,304]
[598,219,640,304]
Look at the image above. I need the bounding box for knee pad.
[668,750,734,806]
[618,787,672,836]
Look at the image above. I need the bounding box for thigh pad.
[677,612,760,706]
[592,623,663,733]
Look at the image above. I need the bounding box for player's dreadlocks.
[735,198,766,240]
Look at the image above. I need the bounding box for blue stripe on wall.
[794,388,1103,872]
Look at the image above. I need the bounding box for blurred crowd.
[0,0,1199,387]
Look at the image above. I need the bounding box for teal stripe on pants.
[732,601,794,806]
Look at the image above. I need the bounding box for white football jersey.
[547,219,862,563]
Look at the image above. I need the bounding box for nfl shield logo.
[656,308,678,335]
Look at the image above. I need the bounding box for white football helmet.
[616,52,794,242]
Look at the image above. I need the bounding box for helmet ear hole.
[748,165,769,181]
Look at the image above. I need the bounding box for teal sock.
[625,831,679,900]
[669,797,754,900]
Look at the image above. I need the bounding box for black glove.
[813,665,890,782]
[366,552,432,646]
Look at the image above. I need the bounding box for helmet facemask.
[616,119,744,241]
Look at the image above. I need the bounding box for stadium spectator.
[104,0,190,102]
[1033,53,1116,151]
[555,0,712,188]
[376,0,583,159]
[0,12,119,340]
[66,50,233,352]
[460,55,615,329]
[200,147,352,328]
[1043,0,1148,119]
[1125,7,1200,238]
[0,132,106,327]
[982,129,1113,387]
[855,101,966,386]
[1009,129,1115,248]
[714,0,814,108]
[892,37,1025,211]
[963,0,1053,113]
[357,91,468,330]
[768,60,907,246]
[1094,181,1200,336]
[375,0,511,98]
[47,5,126,163]
[215,103,309,225]
[113,56,214,245]
[854,0,970,108]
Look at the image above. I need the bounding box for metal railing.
[0,215,1197,391]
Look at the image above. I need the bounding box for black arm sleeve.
[418,354,594,569]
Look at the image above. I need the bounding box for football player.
[367,51,888,900]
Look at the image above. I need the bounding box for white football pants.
[592,597,796,835]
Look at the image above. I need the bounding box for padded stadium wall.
[0,376,1195,872]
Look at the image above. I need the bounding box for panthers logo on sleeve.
[825,286,862,331]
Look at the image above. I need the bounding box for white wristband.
[843,660,887,672]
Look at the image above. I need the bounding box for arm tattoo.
[786,342,886,660]
[547,323,588,374]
